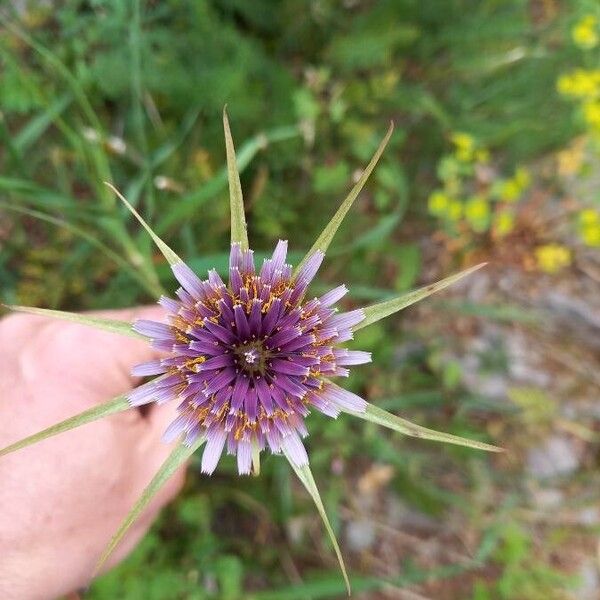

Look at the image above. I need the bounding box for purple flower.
[130,240,371,475]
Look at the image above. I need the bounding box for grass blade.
[355,263,486,331]
[3,305,143,339]
[104,182,182,266]
[223,107,249,250]
[14,93,73,152]
[0,202,158,296]
[283,453,351,596]
[156,124,300,233]
[94,436,205,575]
[295,122,394,274]
[346,403,503,452]
[0,396,130,458]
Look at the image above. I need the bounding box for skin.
[0,307,186,600]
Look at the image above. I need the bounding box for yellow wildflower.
[428,191,450,216]
[579,208,599,225]
[581,223,600,246]
[534,244,572,273]
[499,179,522,203]
[583,100,600,130]
[475,148,490,164]
[572,15,599,50]
[556,69,600,99]
[494,212,515,236]
[514,167,531,189]
[465,196,490,232]
[447,199,463,221]
[451,132,475,162]
[579,210,600,246]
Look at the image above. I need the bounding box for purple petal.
[229,267,243,294]
[131,360,168,377]
[197,354,234,372]
[294,251,324,289]
[189,340,223,356]
[328,309,365,331]
[203,367,237,397]
[241,249,255,276]
[279,332,316,352]
[270,358,310,377]
[203,320,238,345]
[162,413,191,443]
[208,269,225,289]
[254,377,275,414]
[319,285,348,307]
[234,305,251,341]
[231,375,250,411]
[244,386,258,422]
[334,349,372,365]
[158,295,180,314]
[266,326,301,350]
[229,242,243,272]
[275,374,307,399]
[282,431,309,467]
[307,390,340,418]
[322,383,366,412]
[201,427,227,474]
[133,319,174,340]
[261,299,283,336]
[171,262,205,299]
[248,299,263,336]
[237,439,252,475]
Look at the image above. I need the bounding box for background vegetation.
[1,1,599,598]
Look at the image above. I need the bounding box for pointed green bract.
[94,436,204,575]
[284,453,351,596]
[3,305,144,339]
[295,122,394,274]
[354,263,486,331]
[0,396,130,458]
[105,182,183,266]
[346,403,502,452]
[223,108,249,251]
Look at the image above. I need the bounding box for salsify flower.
[131,240,370,476]
[1,111,500,593]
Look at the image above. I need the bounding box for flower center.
[244,349,258,364]
[234,340,268,375]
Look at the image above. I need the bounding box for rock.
[346,519,376,551]
[529,487,564,509]
[575,560,599,600]
[526,435,581,479]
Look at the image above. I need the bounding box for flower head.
[572,15,599,50]
[129,242,370,475]
[534,243,572,274]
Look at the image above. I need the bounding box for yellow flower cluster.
[494,212,515,237]
[428,134,530,238]
[497,167,531,203]
[534,244,572,274]
[572,15,599,50]
[556,69,600,99]
[578,209,600,247]
[583,100,600,131]
[427,191,462,221]
[450,132,489,163]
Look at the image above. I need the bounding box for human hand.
[0,306,186,600]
